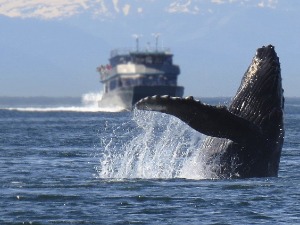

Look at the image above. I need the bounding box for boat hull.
[99,85,184,110]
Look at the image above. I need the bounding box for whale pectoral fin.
[135,95,262,144]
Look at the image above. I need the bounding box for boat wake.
[1,92,124,112]
[97,109,216,180]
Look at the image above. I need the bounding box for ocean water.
[0,94,299,224]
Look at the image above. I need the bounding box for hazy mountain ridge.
[1,0,299,97]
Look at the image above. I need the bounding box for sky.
[0,0,299,97]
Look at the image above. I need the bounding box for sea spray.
[81,92,103,107]
[82,92,124,112]
[97,109,216,179]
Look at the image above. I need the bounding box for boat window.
[164,56,172,65]
[145,56,152,64]
[153,56,163,64]
[115,74,178,88]
[109,80,117,90]
[135,56,144,64]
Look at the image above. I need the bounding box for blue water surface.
[0,97,299,224]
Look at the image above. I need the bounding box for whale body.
[136,45,284,178]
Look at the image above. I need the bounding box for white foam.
[5,106,117,112]
[3,92,125,112]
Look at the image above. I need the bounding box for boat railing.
[110,47,171,57]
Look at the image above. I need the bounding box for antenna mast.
[132,34,142,52]
[152,33,161,51]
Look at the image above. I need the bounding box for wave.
[1,92,125,112]
[4,106,123,113]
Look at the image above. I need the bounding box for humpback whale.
[135,45,284,178]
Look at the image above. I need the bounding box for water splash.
[81,92,103,107]
[97,110,216,180]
